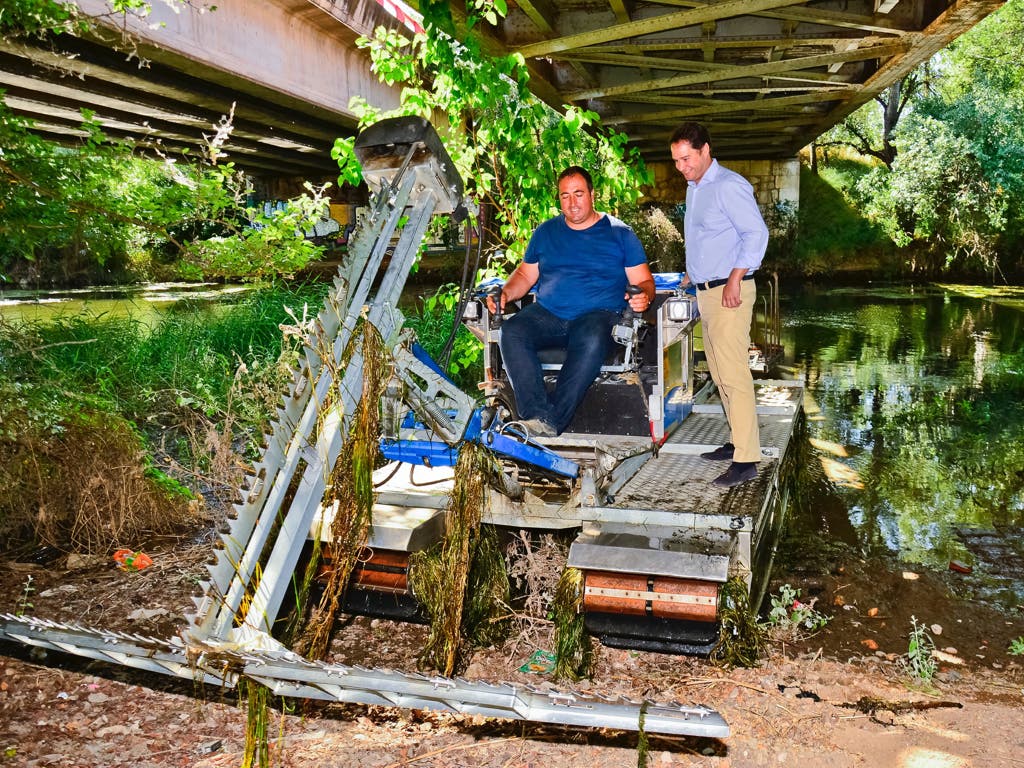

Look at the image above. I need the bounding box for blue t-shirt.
[524,213,647,319]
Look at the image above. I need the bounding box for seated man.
[487,166,654,436]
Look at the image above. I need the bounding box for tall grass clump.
[0,281,331,552]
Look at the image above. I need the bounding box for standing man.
[670,122,769,488]
[490,166,654,437]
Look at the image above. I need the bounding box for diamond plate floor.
[610,381,802,518]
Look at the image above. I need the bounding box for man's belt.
[694,273,756,291]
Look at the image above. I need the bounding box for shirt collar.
[687,158,721,189]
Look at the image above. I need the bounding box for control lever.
[487,285,504,329]
[612,284,645,346]
[622,284,644,320]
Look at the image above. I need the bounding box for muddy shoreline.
[2,529,1023,767]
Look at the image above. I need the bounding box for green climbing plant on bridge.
[334,1,651,276]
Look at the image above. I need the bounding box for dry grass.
[0,412,200,554]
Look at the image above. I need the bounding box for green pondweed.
[711,576,768,669]
[766,583,830,637]
[903,615,938,686]
[1007,636,1024,656]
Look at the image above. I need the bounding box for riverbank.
[1,529,1022,767]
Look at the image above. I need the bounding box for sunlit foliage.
[335,2,651,276]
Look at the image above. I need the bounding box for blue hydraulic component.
[380,407,579,479]
[380,438,459,467]
[479,426,579,478]
[380,408,482,467]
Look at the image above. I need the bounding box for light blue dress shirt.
[683,159,769,284]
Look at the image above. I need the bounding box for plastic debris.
[518,649,557,674]
[949,560,973,574]
[112,549,153,571]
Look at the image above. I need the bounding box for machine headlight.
[665,297,694,321]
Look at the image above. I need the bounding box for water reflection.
[784,283,1024,609]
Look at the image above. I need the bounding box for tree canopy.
[812,0,1024,280]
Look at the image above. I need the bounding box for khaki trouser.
[696,279,761,463]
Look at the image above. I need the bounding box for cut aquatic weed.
[765,583,830,639]
[294,320,387,660]
[902,615,938,687]
[1009,637,1024,656]
[412,442,496,675]
[711,576,767,668]
[239,678,272,768]
[551,567,595,681]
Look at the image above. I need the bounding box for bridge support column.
[645,157,800,215]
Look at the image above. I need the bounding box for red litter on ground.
[113,549,153,571]
[949,560,973,574]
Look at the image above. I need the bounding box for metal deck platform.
[607,379,803,518]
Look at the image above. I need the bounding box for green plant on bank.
[3,1,328,285]
[1009,637,1024,656]
[15,575,34,617]
[1,100,330,283]
[766,583,831,637]
[903,615,938,686]
[0,284,327,551]
[793,163,892,275]
[406,284,484,389]
[335,0,649,280]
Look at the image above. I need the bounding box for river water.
[780,282,1024,610]
[3,280,1023,608]
[0,283,251,327]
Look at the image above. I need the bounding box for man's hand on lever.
[626,279,655,313]
[488,262,539,314]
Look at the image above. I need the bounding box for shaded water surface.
[0,282,251,326]
[782,283,1024,609]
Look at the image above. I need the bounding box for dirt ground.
[1,533,1023,768]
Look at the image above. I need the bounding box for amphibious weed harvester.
[1,117,804,739]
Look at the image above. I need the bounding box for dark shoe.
[701,442,735,461]
[518,418,557,437]
[713,462,758,488]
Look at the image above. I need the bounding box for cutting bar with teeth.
[0,614,728,738]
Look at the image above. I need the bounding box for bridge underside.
[0,0,402,177]
[426,0,1003,161]
[0,0,1005,175]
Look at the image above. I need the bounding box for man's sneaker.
[518,418,558,437]
[713,462,758,488]
[700,442,735,461]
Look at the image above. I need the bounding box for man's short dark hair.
[558,165,594,191]
[669,122,712,152]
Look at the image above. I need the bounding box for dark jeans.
[498,302,617,434]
